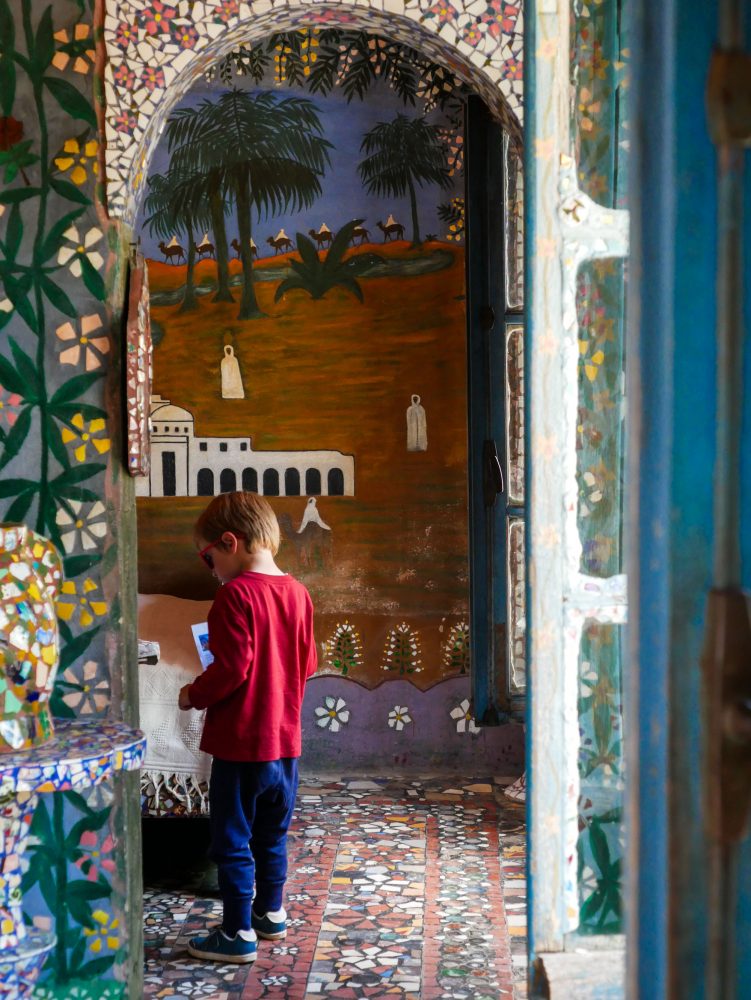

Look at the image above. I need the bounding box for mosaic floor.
[142,775,527,999]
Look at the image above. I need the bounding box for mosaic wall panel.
[576,621,624,934]
[0,0,134,993]
[570,0,628,936]
[102,0,525,224]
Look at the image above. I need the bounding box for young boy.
[178,491,317,964]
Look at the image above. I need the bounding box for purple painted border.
[302,675,524,772]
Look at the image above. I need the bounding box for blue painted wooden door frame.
[627,0,751,995]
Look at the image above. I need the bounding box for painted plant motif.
[0,0,126,990]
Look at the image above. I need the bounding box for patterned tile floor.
[142,776,527,999]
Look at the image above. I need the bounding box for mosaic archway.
[103,0,524,223]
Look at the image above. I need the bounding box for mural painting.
[135,30,474,701]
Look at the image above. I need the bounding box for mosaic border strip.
[102,0,524,223]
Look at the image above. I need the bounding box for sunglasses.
[197,533,246,570]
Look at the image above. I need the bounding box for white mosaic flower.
[314,695,350,733]
[57,225,104,276]
[388,705,412,731]
[450,698,481,734]
[56,500,107,553]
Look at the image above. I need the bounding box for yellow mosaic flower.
[56,578,108,628]
[83,909,120,953]
[60,412,110,462]
[54,137,99,186]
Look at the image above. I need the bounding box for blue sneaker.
[251,906,287,940]
[187,926,257,963]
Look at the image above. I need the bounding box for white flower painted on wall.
[57,225,104,277]
[56,500,107,553]
[388,706,412,731]
[450,698,481,734]
[314,695,350,733]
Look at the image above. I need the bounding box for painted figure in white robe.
[298,497,331,533]
[221,345,245,399]
[406,394,427,451]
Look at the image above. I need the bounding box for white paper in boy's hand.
[191,623,214,670]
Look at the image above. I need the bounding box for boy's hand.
[178,684,193,711]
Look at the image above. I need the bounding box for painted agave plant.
[274,219,378,303]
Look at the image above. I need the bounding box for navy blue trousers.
[209,757,299,934]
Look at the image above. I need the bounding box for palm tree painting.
[166,91,332,320]
[144,165,211,313]
[358,114,452,247]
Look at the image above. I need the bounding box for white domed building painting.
[137,395,355,499]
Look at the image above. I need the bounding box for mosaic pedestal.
[0,720,146,998]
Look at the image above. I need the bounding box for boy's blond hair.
[195,491,280,555]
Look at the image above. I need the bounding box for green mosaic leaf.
[0,352,26,395]
[63,552,102,578]
[43,76,96,128]
[50,372,104,406]
[41,273,78,317]
[0,476,36,498]
[5,201,23,261]
[3,275,39,333]
[68,877,111,902]
[0,55,15,115]
[50,176,92,206]
[8,337,41,395]
[75,956,116,981]
[59,626,100,671]
[0,404,32,471]
[33,6,54,71]
[40,208,85,263]
[79,253,105,300]
[0,186,41,204]
[0,0,13,52]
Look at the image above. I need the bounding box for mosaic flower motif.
[0,386,22,428]
[83,909,120,952]
[114,110,139,134]
[214,0,239,23]
[388,706,412,731]
[112,63,137,90]
[56,500,107,553]
[450,699,481,734]
[173,23,199,49]
[314,695,350,733]
[425,0,459,23]
[75,828,116,881]
[61,413,110,463]
[140,66,165,92]
[484,0,520,36]
[0,115,23,149]
[57,225,104,277]
[51,25,95,74]
[60,658,110,715]
[56,578,108,628]
[578,87,602,133]
[138,1,177,37]
[260,975,291,988]
[271,944,299,956]
[56,314,109,370]
[462,21,486,47]
[54,136,98,186]
[113,21,139,50]
[501,56,523,81]
[579,470,603,516]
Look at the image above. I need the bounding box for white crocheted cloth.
[138,593,214,815]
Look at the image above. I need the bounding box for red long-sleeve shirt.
[188,571,317,761]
